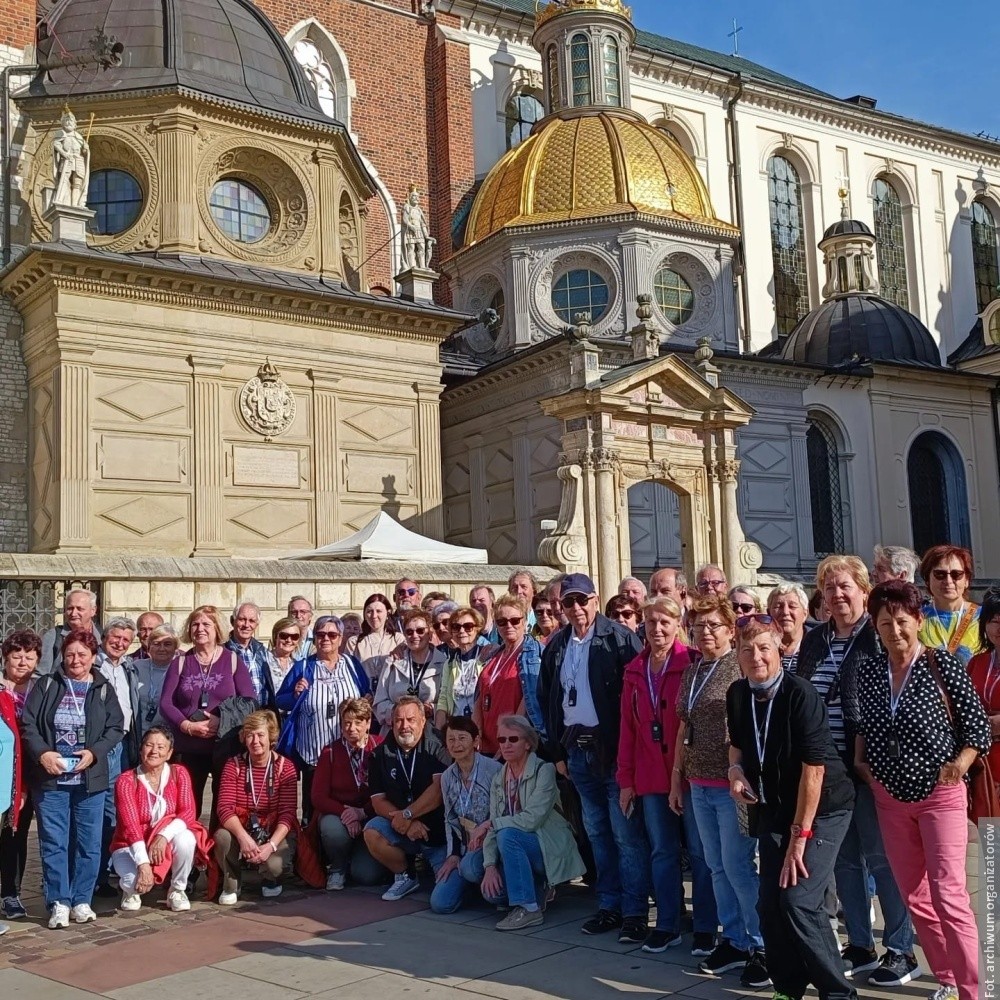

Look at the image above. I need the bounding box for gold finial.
[535,0,632,29]
[836,173,850,220]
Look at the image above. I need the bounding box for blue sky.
[628,0,999,141]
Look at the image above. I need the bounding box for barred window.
[653,267,695,325]
[552,268,609,325]
[807,418,845,556]
[209,179,271,244]
[602,37,621,107]
[570,34,592,107]
[87,169,143,235]
[872,177,910,308]
[972,200,1000,313]
[767,155,810,335]
[504,90,544,150]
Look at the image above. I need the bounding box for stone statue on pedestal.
[50,110,90,210]
[400,185,435,270]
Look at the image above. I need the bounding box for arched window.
[546,45,560,111]
[504,90,544,150]
[806,418,846,556]
[767,155,810,335]
[287,22,353,127]
[972,200,1000,313]
[602,37,621,107]
[872,177,909,308]
[570,34,592,107]
[339,192,361,291]
[907,431,971,553]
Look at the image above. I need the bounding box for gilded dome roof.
[465,109,736,245]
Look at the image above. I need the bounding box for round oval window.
[87,169,143,235]
[209,178,272,244]
[552,268,609,325]
[653,267,695,325]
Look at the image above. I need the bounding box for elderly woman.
[312,697,385,890]
[341,613,362,650]
[919,545,981,666]
[968,588,1000,784]
[728,587,762,618]
[531,595,560,646]
[159,605,256,815]
[605,595,641,633]
[795,556,916,984]
[430,601,459,651]
[110,726,208,912]
[430,716,502,913]
[267,616,302,697]
[373,609,446,728]
[1,629,40,921]
[473,595,544,755]
[275,615,369,822]
[346,593,405,685]
[727,616,856,1000]
[214,710,298,903]
[133,624,178,733]
[21,630,125,928]
[480,715,584,930]
[670,595,764,986]
[856,581,991,1000]
[435,607,493,729]
[618,598,709,953]
[767,583,810,671]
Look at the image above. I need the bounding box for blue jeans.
[682,787,719,935]
[429,849,486,914]
[98,742,123,887]
[567,746,650,918]
[689,783,763,952]
[642,793,682,932]
[364,816,448,873]
[835,781,914,953]
[34,783,107,909]
[483,828,547,909]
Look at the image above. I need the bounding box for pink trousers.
[871,780,979,1000]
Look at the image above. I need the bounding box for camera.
[247,814,270,846]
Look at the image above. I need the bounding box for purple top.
[159,648,255,755]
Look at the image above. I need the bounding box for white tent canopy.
[285,512,489,564]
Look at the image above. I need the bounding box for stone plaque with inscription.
[233,445,301,489]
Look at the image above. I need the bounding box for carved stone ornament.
[239,359,296,439]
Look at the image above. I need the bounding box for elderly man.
[538,573,647,942]
[508,569,541,628]
[364,695,450,901]
[288,595,315,658]
[649,567,686,602]
[618,577,647,604]
[38,587,102,674]
[695,564,727,596]
[470,585,499,644]
[393,578,422,631]
[225,603,272,708]
[133,612,165,661]
[872,545,920,585]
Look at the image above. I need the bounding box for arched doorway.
[628,481,681,578]
[907,431,971,554]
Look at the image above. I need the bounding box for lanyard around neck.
[646,650,672,708]
[888,647,922,719]
[687,658,720,713]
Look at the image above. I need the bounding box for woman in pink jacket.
[617,597,704,954]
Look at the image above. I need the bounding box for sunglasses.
[535,607,554,616]
[931,569,966,581]
[404,627,428,636]
[732,602,756,614]
[736,613,775,628]
[315,630,340,639]
[277,632,301,641]
[612,609,637,620]
[496,735,521,744]
[451,622,477,633]
[560,593,592,608]
[434,619,452,630]
[496,616,523,627]
[396,587,419,597]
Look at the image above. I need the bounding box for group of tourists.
[0,549,993,1000]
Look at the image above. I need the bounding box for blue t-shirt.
[53,680,90,786]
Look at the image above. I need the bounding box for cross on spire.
[728,18,743,57]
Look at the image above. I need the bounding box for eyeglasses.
[697,579,726,591]
[560,593,592,608]
[931,569,966,581]
[315,630,340,639]
[277,632,301,642]
[496,616,523,627]
[535,607,554,617]
[396,587,418,597]
[433,619,452,630]
[732,602,756,614]
[691,621,728,632]
[736,613,774,628]
[451,621,477,633]
[496,735,521,744]
[611,610,637,620]
[404,627,428,636]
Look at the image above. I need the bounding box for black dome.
[776,294,942,368]
[32,0,331,126]
[823,218,874,240]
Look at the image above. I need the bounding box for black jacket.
[538,614,643,761]
[21,669,125,793]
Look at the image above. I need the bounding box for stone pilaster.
[511,421,533,562]
[467,433,487,547]
[717,457,742,584]
[189,355,228,555]
[789,424,817,561]
[310,370,341,546]
[54,354,94,552]
[593,446,621,599]
[415,382,444,538]
[313,149,343,281]
[154,115,199,253]
[505,245,535,349]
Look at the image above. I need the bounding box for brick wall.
[0,0,33,50]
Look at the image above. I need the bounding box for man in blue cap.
[537,573,649,943]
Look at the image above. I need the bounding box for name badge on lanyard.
[684,658,719,747]
[886,648,920,759]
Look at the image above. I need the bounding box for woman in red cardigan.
[110,726,210,912]
[968,588,1000,786]
[312,697,386,890]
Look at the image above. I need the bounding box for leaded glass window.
[505,90,544,150]
[552,268,609,324]
[209,179,271,244]
[653,267,694,325]
[87,169,143,235]
[602,37,621,107]
[767,155,810,335]
[570,34,592,107]
[872,177,909,308]
[547,45,560,111]
[806,419,845,557]
[972,200,1000,313]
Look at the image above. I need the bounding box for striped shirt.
[808,636,849,752]
[53,680,90,786]
[295,657,364,767]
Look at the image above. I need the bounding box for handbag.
[926,649,1000,824]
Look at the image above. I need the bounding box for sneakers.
[618,917,648,944]
[326,869,346,892]
[496,906,544,931]
[699,941,751,975]
[842,944,879,978]
[868,950,921,987]
[218,890,239,906]
[2,895,27,920]
[582,909,623,935]
[642,929,682,953]
[120,892,142,911]
[261,881,282,898]
[0,922,8,936]
[928,987,958,1000]
[741,951,772,989]
[70,903,96,923]
[167,889,191,912]
[691,931,716,957]
[382,873,420,901]
[48,903,70,929]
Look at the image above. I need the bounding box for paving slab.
[0,968,105,1000]
[212,945,383,992]
[234,891,427,936]
[310,971,483,999]
[104,966,307,1000]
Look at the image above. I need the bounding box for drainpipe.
[725,73,752,353]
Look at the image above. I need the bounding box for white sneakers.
[326,870,346,891]
[167,889,191,912]
[71,904,97,923]
[382,873,419,901]
[120,892,142,911]
[48,903,71,928]
[218,890,239,906]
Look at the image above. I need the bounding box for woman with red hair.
[918,545,981,666]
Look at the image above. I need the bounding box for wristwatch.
[402,808,413,820]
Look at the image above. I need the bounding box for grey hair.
[148,623,178,642]
[619,576,647,597]
[232,602,261,622]
[392,694,426,719]
[873,545,920,583]
[287,595,313,610]
[767,582,810,610]
[65,587,98,609]
[432,601,460,619]
[696,564,726,582]
[728,587,762,611]
[496,714,540,751]
[507,569,541,593]
[104,616,136,633]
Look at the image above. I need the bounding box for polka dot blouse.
[856,647,991,802]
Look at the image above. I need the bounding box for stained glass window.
[972,200,1000,313]
[653,267,695,325]
[767,155,810,335]
[209,179,271,244]
[505,90,544,150]
[552,268,609,324]
[872,177,909,308]
[547,45,560,111]
[570,34,592,107]
[87,169,143,235]
[602,37,621,107]
[807,419,845,556]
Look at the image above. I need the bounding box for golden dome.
[534,0,632,29]
[465,110,737,246]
